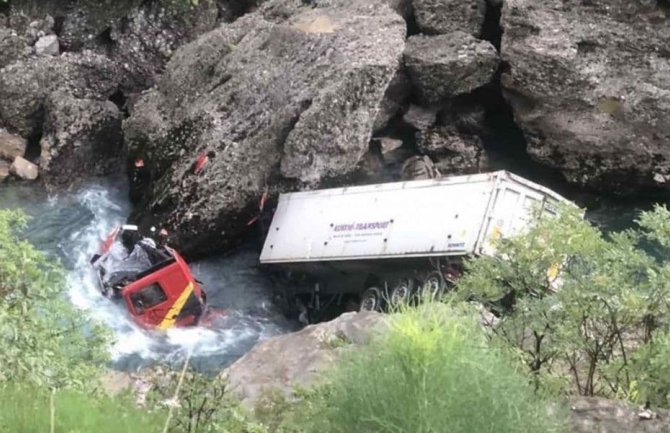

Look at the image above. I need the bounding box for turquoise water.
[0,177,296,373]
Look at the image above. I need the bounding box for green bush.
[457,205,670,402]
[0,384,165,433]
[289,302,567,433]
[148,366,268,433]
[0,210,110,389]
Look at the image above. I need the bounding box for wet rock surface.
[500,0,670,191]
[223,311,387,407]
[123,0,405,257]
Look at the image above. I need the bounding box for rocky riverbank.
[1,0,668,255]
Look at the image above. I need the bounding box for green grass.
[289,301,568,433]
[0,385,166,433]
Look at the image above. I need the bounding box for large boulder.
[0,129,27,162]
[0,26,31,68]
[412,0,487,36]
[123,0,406,257]
[9,156,38,180]
[0,51,121,137]
[404,32,500,105]
[7,0,218,97]
[224,311,386,407]
[501,0,670,191]
[39,92,123,185]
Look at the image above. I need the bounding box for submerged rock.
[123,0,406,257]
[224,311,386,407]
[404,32,500,105]
[501,0,670,191]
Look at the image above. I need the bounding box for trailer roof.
[278,170,569,204]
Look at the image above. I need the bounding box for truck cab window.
[130,283,167,311]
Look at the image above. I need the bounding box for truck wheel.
[360,287,383,312]
[389,278,413,307]
[418,271,446,302]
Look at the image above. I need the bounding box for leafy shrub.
[148,366,267,433]
[0,210,110,389]
[629,330,670,407]
[0,383,165,433]
[289,302,567,433]
[457,205,670,402]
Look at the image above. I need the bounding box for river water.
[0,177,297,373]
[0,172,666,373]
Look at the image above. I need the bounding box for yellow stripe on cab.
[158,282,194,330]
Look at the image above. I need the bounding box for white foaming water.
[2,178,295,372]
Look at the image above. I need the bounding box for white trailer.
[260,171,571,319]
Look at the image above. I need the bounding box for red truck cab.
[92,226,206,329]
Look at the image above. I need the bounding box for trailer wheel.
[359,287,383,312]
[389,278,413,307]
[418,271,446,302]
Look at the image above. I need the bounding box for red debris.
[194,152,209,174]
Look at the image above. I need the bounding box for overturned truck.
[260,171,571,323]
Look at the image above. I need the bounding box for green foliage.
[149,367,267,433]
[458,204,670,404]
[0,383,165,433]
[288,302,567,433]
[0,210,110,389]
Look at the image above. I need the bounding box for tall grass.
[292,301,568,433]
[0,385,165,433]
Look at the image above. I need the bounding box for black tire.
[418,271,446,302]
[359,286,384,312]
[389,278,413,307]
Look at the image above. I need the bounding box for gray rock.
[39,92,123,185]
[7,1,217,96]
[0,129,27,162]
[34,34,59,56]
[10,156,38,180]
[403,104,438,130]
[0,160,10,182]
[570,397,670,433]
[107,1,218,95]
[501,0,670,191]
[416,126,487,174]
[123,0,406,257]
[224,312,387,407]
[0,26,31,68]
[405,32,500,105]
[0,51,122,137]
[373,68,410,132]
[412,0,487,36]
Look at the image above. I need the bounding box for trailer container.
[260,171,571,321]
